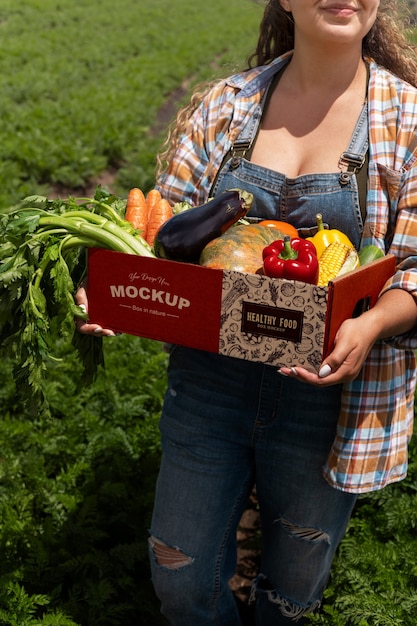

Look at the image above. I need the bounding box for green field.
[1,2,417,625]
[0,0,262,209]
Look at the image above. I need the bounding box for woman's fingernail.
[93,327,104,334]
[278,368,289,377]
[319,364,332,378]
[78,303,87,313]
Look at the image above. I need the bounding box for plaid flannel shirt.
[157,53,417,493]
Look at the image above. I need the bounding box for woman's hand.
[279,288,417,386]
[75,283,119,337]
[280,315,376,385]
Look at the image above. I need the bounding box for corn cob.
[317,241,359,286]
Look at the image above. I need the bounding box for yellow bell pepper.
[307,213,354,259]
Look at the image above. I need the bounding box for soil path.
[49,66,216,198]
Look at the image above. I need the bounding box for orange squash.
[199,224,287,274]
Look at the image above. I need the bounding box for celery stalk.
[0,190,158,415]
[37,215,154,256]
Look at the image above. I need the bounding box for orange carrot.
[144,188,162,241]
[146,198,173,247]
[145,189,162,217]
[125,187,147,235]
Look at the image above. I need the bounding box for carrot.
[146,198,173,247]
[144,188,162,241]
[125,187,147,235]
[145,189,162,217]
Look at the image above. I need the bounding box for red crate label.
[88,249,223,353]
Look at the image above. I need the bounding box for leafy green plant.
[0,187,155,413]
[0,334,168,625]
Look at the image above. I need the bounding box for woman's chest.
[250,91,367,178]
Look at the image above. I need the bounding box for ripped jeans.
[149,347,357,625]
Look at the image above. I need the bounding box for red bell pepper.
[262,236,319,284]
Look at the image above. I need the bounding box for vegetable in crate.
[262,236,319,284]
[144,188,163,225]
[153,189,253,263]
[124,187,147,234]
[307,213,354,258]
[146,198,173,247]
[358,244,384,266]
[124,187,173,246]
[199,223,288,273]
[257,219,299,238]
[317,240,359,286]
[0,188,155,413]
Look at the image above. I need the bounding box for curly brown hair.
[157,0,417,176]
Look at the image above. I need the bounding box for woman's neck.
[284,46,367,101]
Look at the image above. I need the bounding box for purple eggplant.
[153,189,253,263]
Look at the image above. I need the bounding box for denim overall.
[150,93,368,625]
[211,93,368,247]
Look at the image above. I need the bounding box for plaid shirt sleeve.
[323,64,417,493]
[157,79,247,207]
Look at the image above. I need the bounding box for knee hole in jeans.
[278,516,330,543]
[149,535,194,570]
[250,574,321,621]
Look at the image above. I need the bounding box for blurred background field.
[0,0,415,209]
[0,0,262,209]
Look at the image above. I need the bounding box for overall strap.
[210,69,283,195]
[338,101,369,185]
[229,73,279,167]
[338,100,369,222]
[338,62,370,221]
[211,67,369,222]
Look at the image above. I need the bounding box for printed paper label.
[241,301,303,343]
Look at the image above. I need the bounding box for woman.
[77,1,417,623]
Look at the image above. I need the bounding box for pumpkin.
[199,224,287,274]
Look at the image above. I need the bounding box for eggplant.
[153,189,253,263]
